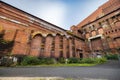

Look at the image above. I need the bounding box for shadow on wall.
[0,30,14,56]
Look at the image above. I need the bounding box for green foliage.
[104,54,119,60]
[38,58,46,64]
[94,57,107,64]
[0,39,14,50]
[58,58,65,63]
[80,57,107,64]
[0,57,13,67]
[80,58,95,64]
[21,56,40,65]
[68,57,80,63]
[39,58,55,64]
[20,56,107,66]
[43,58,55,65]
[21,57,55,65]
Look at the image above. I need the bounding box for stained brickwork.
[0,1,85,58]
[75,0,120,56]
[1,0,119,58]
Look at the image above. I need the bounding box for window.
[99,22,102,27]
[115,29,117,32]
[106,32,108,35]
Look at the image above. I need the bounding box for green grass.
[40,63,97,67]
[19,63,97,67]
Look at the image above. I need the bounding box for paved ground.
[0,60,120,80]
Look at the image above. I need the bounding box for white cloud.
[34,1,67,29]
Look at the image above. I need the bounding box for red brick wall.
[44,35,53,57]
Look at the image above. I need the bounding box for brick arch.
[114,21,120,27]
[113,37,120,48]
[30,34,43,57]
[56,33,62,36]
[44,33,54,57]
[46,33,54,37]
[31,31,43,38]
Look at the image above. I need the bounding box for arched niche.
[98,28,104,34]
[86,33,90,38]
[31,31,43,38]
[114,21,120,27]
[44,33,54,57]
[91,30,96,36]
[30,33,43,57]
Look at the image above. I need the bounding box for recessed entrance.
[79,53,83,58]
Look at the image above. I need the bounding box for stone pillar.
[54,35,60,58]
[44,35,53,57]
[63,36,67,58]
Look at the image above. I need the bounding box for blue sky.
[2,0,108,30]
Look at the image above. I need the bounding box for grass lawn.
[38,63,97,67]
[17,63,97,67]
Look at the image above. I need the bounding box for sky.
[2,0,108,30]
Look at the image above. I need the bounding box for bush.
[0,56,13,67]
[39,58,47,64]
[21,56,40,65]
[68,58,80,63]
[105,54,119,60]
[95,57,107,64]
[80,57,107,64]
[44,58,55,64]
[80,58,95,64]
[58,58,65,64]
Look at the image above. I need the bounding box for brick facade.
[75,0,120,56]
[0,1,85,58]
[0,0,119,58]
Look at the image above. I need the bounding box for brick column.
[44,35,53,57]
[12,30,32,56]
[74,39,78,58]
[54,35,60,58]
[69,38,73,58]
[3,29,16,41]
[108,18,113,27]
[63,36,67,58]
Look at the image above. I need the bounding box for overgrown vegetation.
[20,56,107,66]
[104,54,119,60]
[21,56,40,65]
[68,57,80,63]
[21,57,55,65]
[0,56,13,67]
[0,31,14,51]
